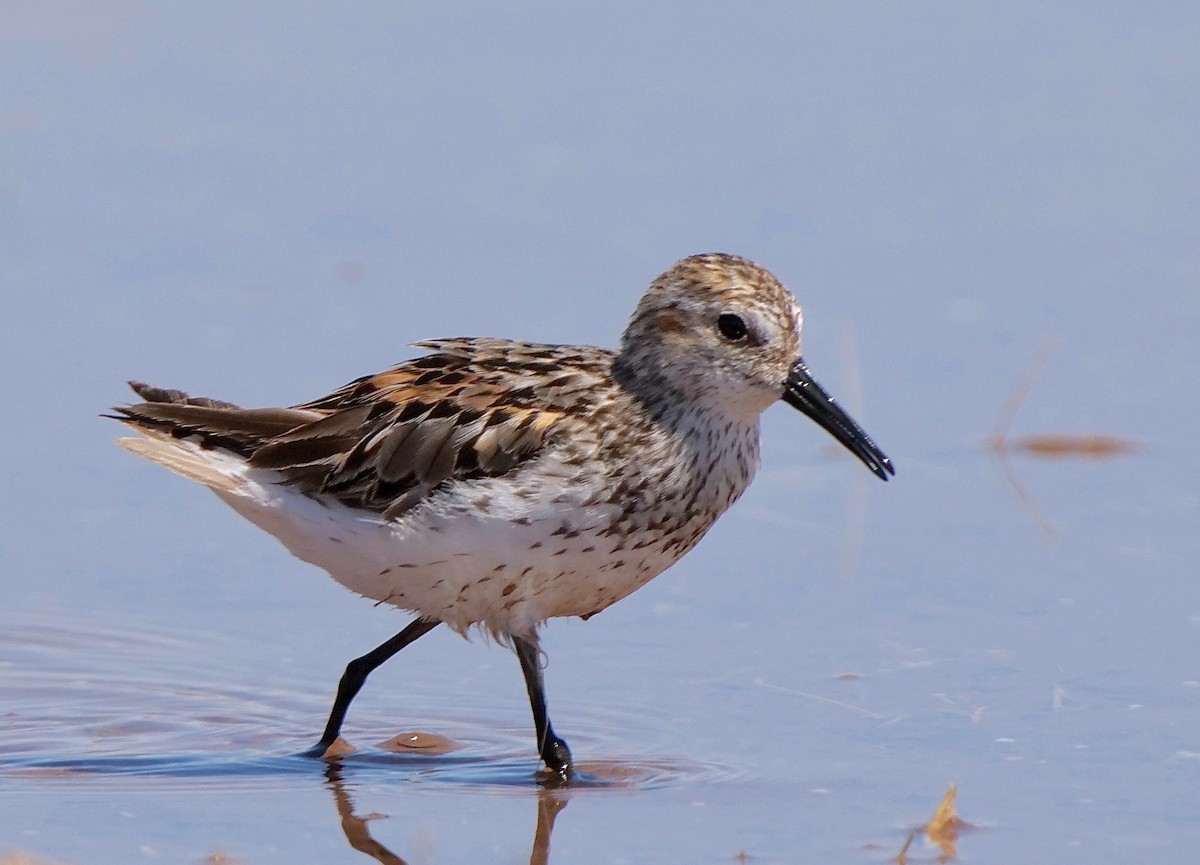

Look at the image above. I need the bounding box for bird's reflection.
[324,762,569,865]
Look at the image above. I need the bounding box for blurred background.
[2,3,1198,863]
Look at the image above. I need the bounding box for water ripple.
[0,615,741,793]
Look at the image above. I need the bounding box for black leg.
[303,617,440,757]
[514,635,573,777]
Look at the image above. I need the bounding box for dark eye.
[717,313,748,341]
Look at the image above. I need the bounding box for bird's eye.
[717,313,748,341]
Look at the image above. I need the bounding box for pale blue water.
[3,4,1199,863]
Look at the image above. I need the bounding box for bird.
[110,252,894,779]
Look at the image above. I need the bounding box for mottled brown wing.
[114,340,614,520]
[270,339,614,518]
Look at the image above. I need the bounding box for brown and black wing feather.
[113,339,615,519]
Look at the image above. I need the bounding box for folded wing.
[112,339,612,520]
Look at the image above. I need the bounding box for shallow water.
[4,4,1200,864]
[6,428,1199,862]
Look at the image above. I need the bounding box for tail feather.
[127,380,243,410]
[111,380,321,491]
[117,432,244,492]
[110,381,323,458]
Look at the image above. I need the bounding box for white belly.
[216,472,687,639]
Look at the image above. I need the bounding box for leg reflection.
[324,763,570,865]
[530,787,569,865]
[326,763,409,865]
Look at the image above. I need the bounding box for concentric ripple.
[0,615,740,793]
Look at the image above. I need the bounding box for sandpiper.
[111,253,893,778]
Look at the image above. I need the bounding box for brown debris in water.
[988,340,1140,537]
[1007,433,1138,459]
[0,854,72,865]
[320,736,356,759]
[9,767,86,778]
[895,784,972,863]
[377,731,460,754]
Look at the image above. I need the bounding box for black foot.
[541,732,573,778]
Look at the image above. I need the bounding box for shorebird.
[111,253,893,778]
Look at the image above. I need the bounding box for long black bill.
[782,359,895,481]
